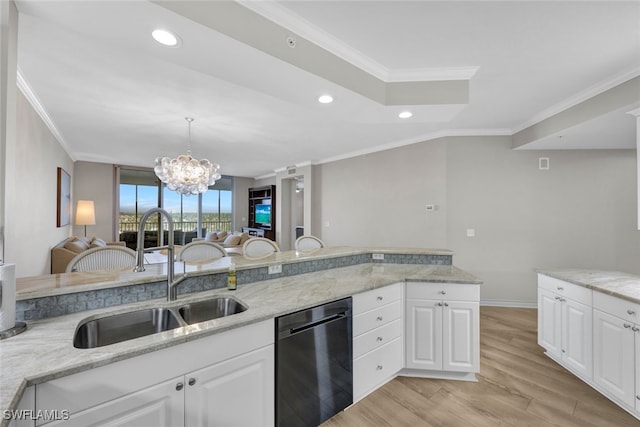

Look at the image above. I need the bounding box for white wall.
[314,136,640,305]
[8,91,74,277]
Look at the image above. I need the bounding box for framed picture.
[57,167,71,227]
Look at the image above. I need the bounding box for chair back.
[178,241,227,264]
[242,237,280,259]
[294,235,325,251]
[66,246,137,272]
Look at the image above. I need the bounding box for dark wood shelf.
[248,185,276,241]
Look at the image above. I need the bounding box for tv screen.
[255,204,271,225]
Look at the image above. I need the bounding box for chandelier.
[154,117,221,195]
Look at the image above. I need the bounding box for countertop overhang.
[1,248,478,424]
[536,268,640,304]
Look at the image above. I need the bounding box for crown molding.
[314,128,511,166]
[512,66,640,134]
[16,69,75,161]
[238,0,477,84]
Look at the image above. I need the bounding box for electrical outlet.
[268,264,282,274]
[372,253,384,260]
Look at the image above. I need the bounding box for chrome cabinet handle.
[176,382,184,391]
[555,296,561,301]
[627,309,636,315]
[557,286,564,291]
[377,296,383,301]
[632,326,639,332]
[439,290,446,295]
[376,365,383,371]
[623,323,632,329]
[377,336,383,342]
[188,378,196,386]
[437,302,443,307]
[444,302,449,307]
[376,316,383,321]
[637,395,640,401]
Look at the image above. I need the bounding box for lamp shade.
[75,200,96,226]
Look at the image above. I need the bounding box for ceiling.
[14,0,640,178]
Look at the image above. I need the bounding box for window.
[117,167,233,248]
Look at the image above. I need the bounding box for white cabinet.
[44,377,184,427]
[36,320,274,427]
[185,346,274,427]
[405,282,479,378]
[8,386,35,427]
[592,291,640,413]
[352,283,403,402]
[537,274,593,380]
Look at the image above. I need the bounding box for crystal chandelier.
[154,117,221,195]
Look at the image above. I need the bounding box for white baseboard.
[480,300,537,308]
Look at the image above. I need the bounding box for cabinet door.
[442,301,479,373]
[44,377,184,427]
[538,288,562,359]
[185,345,274,427]
[636,325,640,413]
[406,299,442,370]
[561,297,593,380]
[593,309,635,407]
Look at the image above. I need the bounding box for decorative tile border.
[16,252,451,321]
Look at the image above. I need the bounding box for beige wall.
[73,161,115,240]
[9,91,74,277]
[314,136,639,306]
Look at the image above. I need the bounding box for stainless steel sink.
[73,297,249,348]
[73,307,185,349]
[178,297,248,325]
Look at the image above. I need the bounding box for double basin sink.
[73,297,248,349]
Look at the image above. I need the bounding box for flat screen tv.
[255,204,271,226]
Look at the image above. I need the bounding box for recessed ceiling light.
[152,29,181,47]
[398,111,413,119]
[318,95,334,104]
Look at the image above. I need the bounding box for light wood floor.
[322,307,640,427]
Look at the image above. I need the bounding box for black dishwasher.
[275,297,353,427]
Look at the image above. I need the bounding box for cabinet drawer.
[405,282,479,302]
[593,291,640,324]
[353,283,403,315]
[353,318,403,359]
[353,300,402,336]
[538,275,592,306]
[354,337,402,400]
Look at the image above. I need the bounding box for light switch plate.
[268,264,282,274]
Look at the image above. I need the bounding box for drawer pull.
[377,316,383,322]
[188,378,196,386]
[176,382,184,391]
[376,365,383,371]
[377,296,384,301]
[555,296,561,301]
[439,291,446,295]
[437,302,443,307]
[377,336,383,342]
[557,286,564,291]
[624,323,632,329]
[632,326,639,332]
[637,395,640,401]
[627,310,636,315]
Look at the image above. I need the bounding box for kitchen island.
[1,247,481,426]
[537,268,640,421]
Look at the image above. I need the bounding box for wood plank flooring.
[322,307,640,427]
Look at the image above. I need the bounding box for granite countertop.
[1,259,478,423]
[536,268,640,304]
[16,246,455,300]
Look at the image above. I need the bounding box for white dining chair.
[294,235,325,251]
[66,246,137,272]
[242,237,280,259]
[178,241,227,264]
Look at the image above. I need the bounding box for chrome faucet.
[134,208,183,301]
